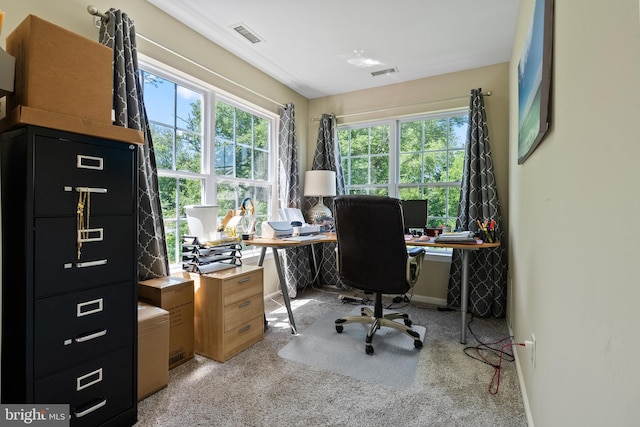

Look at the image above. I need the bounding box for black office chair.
[333,195,425,355]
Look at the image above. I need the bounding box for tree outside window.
[139,67,274,265]
[338,111,468,229]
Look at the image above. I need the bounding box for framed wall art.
[517,0,553,164]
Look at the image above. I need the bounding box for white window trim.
[338,110,468,259]
[138,54,279,270]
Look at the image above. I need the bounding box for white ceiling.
[145,0,520,99]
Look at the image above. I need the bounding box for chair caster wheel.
[366,345,374,355]
[336,325,344,333]
[414,340,423,349]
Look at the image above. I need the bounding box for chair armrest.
[406,248,425,286]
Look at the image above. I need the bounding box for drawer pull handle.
[76,368,103,391]
[77,298,103,317]
[77,155,104,171]
[74,186,108,194]
[77,228,104,243]
[76,259,107,268]
[75,398,107,418]
[239,301,251,308]
[75,329,107,343]
[239,325,251,334]
[238,277,251,284]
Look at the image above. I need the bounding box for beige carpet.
[135,286,527,426]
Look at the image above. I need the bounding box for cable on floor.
[463,314,524,395]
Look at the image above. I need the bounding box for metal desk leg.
[270,248,298,334]
[257,247,268,331]
[460,250,470,344]
[258,246,267,266]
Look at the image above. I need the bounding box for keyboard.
[281,235,323,242]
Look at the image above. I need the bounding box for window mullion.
[389,120,398,198]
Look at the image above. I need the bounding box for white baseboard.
[509,323,535,427]
[265,290,447,308]
[411,294,447,307]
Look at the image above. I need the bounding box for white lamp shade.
[303,170,336,196]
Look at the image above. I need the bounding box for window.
[338,110,468,228]
[139,61,275,265]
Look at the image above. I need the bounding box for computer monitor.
[401,199,428,234]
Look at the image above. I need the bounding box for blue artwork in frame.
[518,0,553,164]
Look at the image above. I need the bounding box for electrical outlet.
[525,334,536,368]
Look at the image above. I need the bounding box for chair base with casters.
[335,293,423,355]
[334,246,426,355]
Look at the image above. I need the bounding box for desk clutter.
[434,230,477,243]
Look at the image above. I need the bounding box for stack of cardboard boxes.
[138,276,195,369]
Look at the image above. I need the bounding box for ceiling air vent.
[232,24,262,44]
[371,67,398,77]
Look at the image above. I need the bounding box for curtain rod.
[309,91,492,122]
[87,6,286,109]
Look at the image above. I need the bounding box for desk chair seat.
[333,195,425,355]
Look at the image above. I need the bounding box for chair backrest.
[334,195,410,295]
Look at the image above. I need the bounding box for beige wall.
[510,1,640,425]
[307,63,511,303]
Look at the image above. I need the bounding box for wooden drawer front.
[224,293,264,333]
[222,270,262,306]
[223,315,264,360]
[34,216,134,297]
[34,282,134,378]
[34,346,133,427]
[33,136,135,217]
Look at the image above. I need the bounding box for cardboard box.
[5,15,112,124]
[138,276,194,370]
[137,302,169,401]
[0,105,144,145]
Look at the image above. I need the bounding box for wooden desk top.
[248,233,337,248]
[248,233,500,250]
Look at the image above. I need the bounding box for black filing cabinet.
[1,125,138,426]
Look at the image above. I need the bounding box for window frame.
[138,55,279,267]
[338,109,469,257]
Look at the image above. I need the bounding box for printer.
[261,221,321,239]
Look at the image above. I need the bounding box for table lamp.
[304,170,336,223]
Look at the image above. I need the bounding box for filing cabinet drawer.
[34,216,134,297]
[33,136,135,217]
[34,282,134,378]
[224,293,264,333]
[35,346,133,427]
[222,269,263,306]
[222,315,264,361]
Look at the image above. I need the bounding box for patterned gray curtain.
[447,89,507,317]
[310,114,345,286]
[99,9,169,280]
[278,103,312,298]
